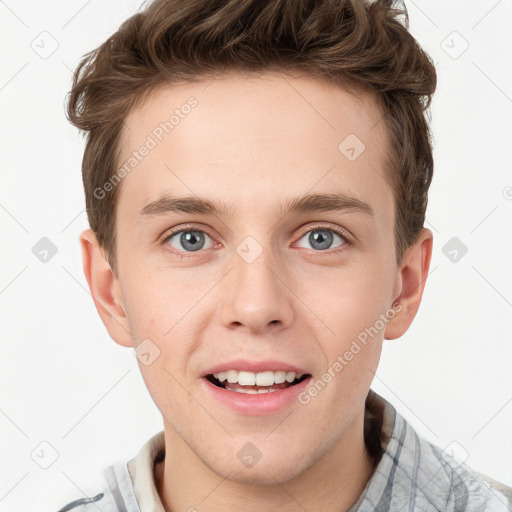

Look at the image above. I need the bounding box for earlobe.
[384,228,433,340]
[79,229,133,348]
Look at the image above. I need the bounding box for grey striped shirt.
[349,391,511,511]
[56,389,511,511]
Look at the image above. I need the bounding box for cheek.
[297,265,386,330]
[122,267,196,336]
[122,268,207,376]
[137,354,197,429]
[295,264,390,381]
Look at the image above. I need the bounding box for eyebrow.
[139,192,374,219]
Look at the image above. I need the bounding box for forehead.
[117,72,392,226]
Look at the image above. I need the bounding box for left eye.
[165,230,214,252]
[295,228,347,251]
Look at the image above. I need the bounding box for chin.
[225,463,307,486]
[207,450,314,486]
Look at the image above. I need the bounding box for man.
[60,0,512,510]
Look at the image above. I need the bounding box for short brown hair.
[66,0,436,275]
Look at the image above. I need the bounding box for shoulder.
[359,392,512,512]
[55,431,165,512]
[469,469,512,508]
[55,491,111,512]
[55,463,140,512]
[392,414,512,511]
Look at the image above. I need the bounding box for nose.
[219,244,294,335]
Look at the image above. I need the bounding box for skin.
[80,71,432,512]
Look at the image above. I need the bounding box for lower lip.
[201,376,312,416]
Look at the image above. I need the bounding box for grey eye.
[296,228,345,251]
[167,230,214,252]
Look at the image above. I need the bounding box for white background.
[1,0,511,510]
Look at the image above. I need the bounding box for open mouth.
[205,373,311,394]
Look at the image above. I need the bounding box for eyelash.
[160,223,353,259]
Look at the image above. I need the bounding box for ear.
[384,228,433,340]
[79,228,133,348]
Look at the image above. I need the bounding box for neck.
[156,408,374,512]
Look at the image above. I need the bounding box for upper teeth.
[212,370,303,386]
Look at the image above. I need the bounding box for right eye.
[162,228,216,256]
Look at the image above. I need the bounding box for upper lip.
[202,359,310,377]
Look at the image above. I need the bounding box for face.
[101,72,406,484]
